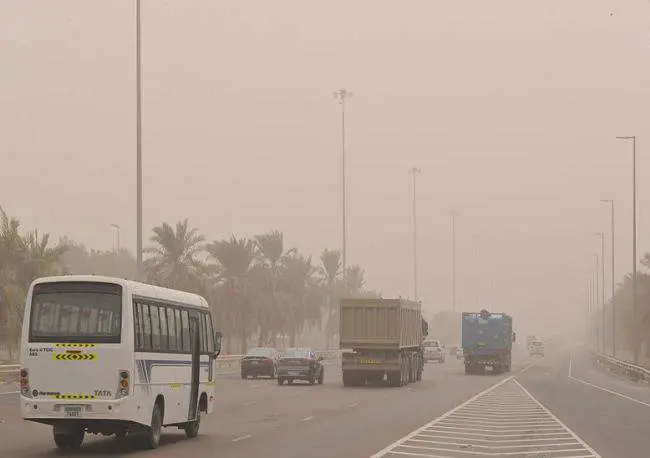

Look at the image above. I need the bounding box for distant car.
[447,345,460,356]
[241,347,279,379]
[277,347,324,385]
[526,335,537,351]
[529,340,544,357]
[423,340,445,363]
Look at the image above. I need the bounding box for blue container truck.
[462,309,516,375]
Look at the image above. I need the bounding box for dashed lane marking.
[231,434,252,443]
[301,415,315,422]
[371,376,600,458]
[243,400,258,406]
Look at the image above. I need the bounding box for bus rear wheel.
[53,428,84,451]
[140,403,163,449]
[184,411,201,438]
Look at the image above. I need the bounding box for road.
[0,347,649,457]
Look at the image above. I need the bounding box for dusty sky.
[2,0,650,335]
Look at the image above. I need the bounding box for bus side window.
[133,302,141,350]
[181,310,190,353]
[206,313,215,353]
[141,304,151,351]
[151,305,161,351]
[158,305,168,351]
[167,307,177,351]
[199,313,207,354]
[175,309,183,352]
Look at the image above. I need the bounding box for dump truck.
[462,309,515,375]
[339,298,426,387]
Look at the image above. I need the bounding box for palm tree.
[344,265,366,297]
[208,236,256,353]
[0,209,68,360]
[279,252,320,347]
[144,219,205,291]
[254,230,296,346]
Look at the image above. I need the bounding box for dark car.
[241,347,279,379]
[277,348,324,385]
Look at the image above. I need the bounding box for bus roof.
[30,275,209,309]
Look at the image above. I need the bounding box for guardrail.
[591,350,650,384]
[0,350,341,381]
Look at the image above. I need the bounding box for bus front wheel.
[53,428,84,451]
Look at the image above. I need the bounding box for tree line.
[0,207,378,360]
[596,255,650,364]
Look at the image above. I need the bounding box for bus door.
[188,312,200,421]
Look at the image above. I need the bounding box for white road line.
[243,400,257,406]
[374,377,599,458]
[568,350,650,409]
[301,415,315,422]
[370,376,514,458]
[349,402,359,408]
[0,391,19,396]
[512,379,601,457]
[231,434,252,443]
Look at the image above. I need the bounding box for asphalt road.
[0,347,649,457]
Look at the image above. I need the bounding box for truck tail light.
[20,368,30,396]
[117,370,130,397]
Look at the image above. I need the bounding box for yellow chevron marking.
[54,343,97,348]
[53,353,97,361]
[54,394,96,400]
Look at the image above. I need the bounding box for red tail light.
[264,358,273,364]
[20,368,30,396]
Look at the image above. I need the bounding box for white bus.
[19,275,222,451]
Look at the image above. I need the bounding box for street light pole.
[449,210,460,311]
[593,254,600,351]
[601,199,615,356]
[111,224,121,254]
[410,167,421,300]
[334,89,353,284]
[596,232,606,352]
[615,136,637,362]
[136,0,143,279]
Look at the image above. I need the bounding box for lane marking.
[0,391,19,396]
[348,402,359,408]
[370,376,514,458]
[243,400,257,406]
[568,350,650,409]
[231,434,252,442]
[301,415,315,422]
[512,379,601,457]
[374,377,599,458]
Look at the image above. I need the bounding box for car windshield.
[247,347,274,357]
[282,348,310,358]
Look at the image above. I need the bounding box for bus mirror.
[214,331,222,357]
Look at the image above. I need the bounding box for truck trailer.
[462,309,515,375]
[339,298,426,387]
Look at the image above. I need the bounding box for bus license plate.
[64,406,83,418]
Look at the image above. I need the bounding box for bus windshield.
[29,282,122,343]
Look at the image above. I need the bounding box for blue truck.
[461,309,516,375]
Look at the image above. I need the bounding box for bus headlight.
[20,369,30,397]
[117,370,130,397]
